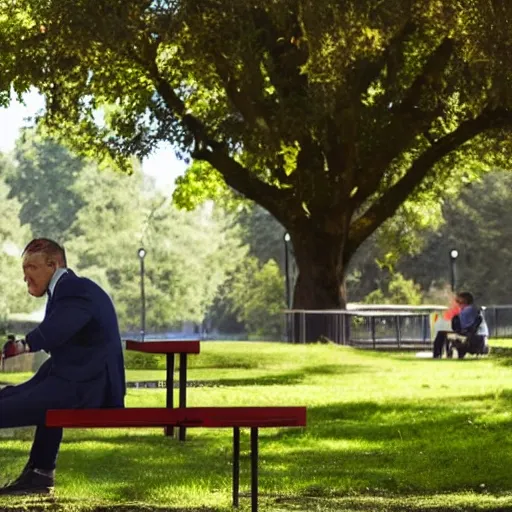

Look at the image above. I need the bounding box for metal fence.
[482,306,512,338]
[284,305,512,348]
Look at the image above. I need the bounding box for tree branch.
[353,37,455,204]
[130,40,288,217]
[212,52,273,132]
[251,7,308,103]
[195,146,288,219]
[349,20,417,99]
[348,108,512,251]
[326,21,417,182]
[393,37,455,116]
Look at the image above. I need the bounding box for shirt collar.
[48,268,68,297]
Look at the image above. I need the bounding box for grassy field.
[1,340,512,511]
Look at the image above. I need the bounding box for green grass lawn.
[1,340,512,511]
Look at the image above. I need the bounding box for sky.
[0,89,187,192]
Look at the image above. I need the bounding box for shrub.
[123,350,163,369]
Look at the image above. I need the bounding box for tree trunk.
[289,230,349,342]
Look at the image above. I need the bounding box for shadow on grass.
[266,494,512,511]
[179,364,373,388]
[4,397,512,500]
[301,364,375,376]
[2,495,512,512]
[192,371,305,387]
[489,347,512,367]
[2,390,512,511]
[0,499,220,512]
[125,372,306,388]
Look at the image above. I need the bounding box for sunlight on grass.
[1,340,512,511]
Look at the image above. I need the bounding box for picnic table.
[125,339,200,440]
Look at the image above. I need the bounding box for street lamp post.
[283,233,291,309]
[138,247,147,341]
[449,249,458,292]
[283,233,292,343]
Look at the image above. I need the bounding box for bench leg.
[178,353,187,441]
[165,353,175,437]
[251,427,259,512]
[233,427,240,508]
[232,427,258,511]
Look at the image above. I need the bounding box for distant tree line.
[1,131,511,340]
[0,130,285,338]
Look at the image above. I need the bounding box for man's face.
[22,252,56,297]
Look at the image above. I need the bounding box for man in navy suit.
[0,238,125,495]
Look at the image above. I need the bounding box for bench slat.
[47,406,306,428]
[125,340,200,354]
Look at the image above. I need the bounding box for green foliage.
[1,130,254,334]
[205,204,292,335]
[236,204,289,272]
[363,271,422,305]
[63,164,246,331]
[397,170,512,304]
[3,1,512,310]
[362,288,386,305]
[227,257,285,338]
[0,163,35,323]
[388,273,422,305]
[123,350,162,370]
[173,160,243,212]
[4,129,85,242]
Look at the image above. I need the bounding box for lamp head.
[284,233,291,242]
[450,249,458,259]
[138,247,146,259]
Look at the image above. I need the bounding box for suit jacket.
[26,269,126,408]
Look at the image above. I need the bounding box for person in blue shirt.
[0,238,126,495]
[433,291,489,359]
[449,291,489,359]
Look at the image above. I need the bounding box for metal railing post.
[395,315,401,349]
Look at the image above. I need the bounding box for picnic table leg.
[251,427,259,512]
[165,353,175,437]
[233,427,240,508]
[178,353,188,441]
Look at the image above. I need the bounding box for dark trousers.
[433,332,487,359]
[0,368,65,470]
[0,361,108,470]
[433,331,451,358]
[452,335,487,359]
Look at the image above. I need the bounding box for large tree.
[2,0,512,310]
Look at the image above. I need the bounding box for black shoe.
[0,469,54,496]
[11,461,34,484]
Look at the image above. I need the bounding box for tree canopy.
[2,0,512,313]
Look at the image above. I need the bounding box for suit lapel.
[44,292,53,318]
[44,269,74,318]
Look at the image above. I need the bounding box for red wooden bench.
[47,406,307,512]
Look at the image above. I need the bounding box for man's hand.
[2,338,28,359]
